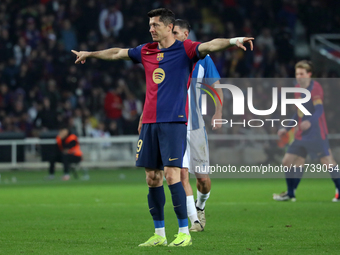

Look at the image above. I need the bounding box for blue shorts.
[136,123,187,170]
[287,138,330,159]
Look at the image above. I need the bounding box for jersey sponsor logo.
[178,115,184,118]
[156,53,164,61]
[193,157,208,164]
[169,157,178,161]
[153,68,165,84]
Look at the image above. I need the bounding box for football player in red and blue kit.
[72,8,254,247]
[274,60,340,202]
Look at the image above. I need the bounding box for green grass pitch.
[0,168,339,254]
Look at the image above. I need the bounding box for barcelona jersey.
[128,39,201,123]
[294,81,328,141]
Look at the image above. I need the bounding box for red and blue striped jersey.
[128,39,201,123]
[294,81,328,140]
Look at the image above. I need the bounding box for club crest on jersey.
[156,53,164,61]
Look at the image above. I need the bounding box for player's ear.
[169,23,174,32]
[184,30,189,38]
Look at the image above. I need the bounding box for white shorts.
[183,127,210,175]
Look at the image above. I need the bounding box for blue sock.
[329,168,340,191]
[332,178,340,191]
[148,186,165,229]
[168,182,188,228]
[294,167,304,190]
[285,168,295,197]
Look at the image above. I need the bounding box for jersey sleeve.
[128,44,145,64]
[201,55,220,86]
[204,55,220,78]
[311,83,323,106]
[183,39,201,62]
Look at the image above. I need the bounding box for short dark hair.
[147,8,175,26]
[174,19,191,32]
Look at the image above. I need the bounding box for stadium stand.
[0,0,340,139]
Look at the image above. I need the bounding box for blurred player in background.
[49,128,82,181]
[273,60,340,202]
[72,8,253,247]
[173,19,223,232]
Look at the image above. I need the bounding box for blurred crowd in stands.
[0,0,340,137]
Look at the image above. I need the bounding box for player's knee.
[165,172,179,185]
[282,158,291,167]
[320,157,333,167]
[146,171,162,187]
[165,174,175,184]
[145,176,153,186]
[197,177,208,186]
[164,167,180,185]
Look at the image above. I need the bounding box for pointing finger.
[249,40,253,51]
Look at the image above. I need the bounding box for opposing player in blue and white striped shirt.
[173,19,224,232]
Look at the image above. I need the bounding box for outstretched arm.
[198,37,254,58]
[71,48,130,64]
